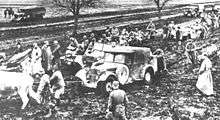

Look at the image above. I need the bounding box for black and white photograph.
[0,0,220,119]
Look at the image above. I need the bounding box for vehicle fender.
[150,56,158,72]
[141,65,154,78]
[74,55,84,68]
[98,71,117,82]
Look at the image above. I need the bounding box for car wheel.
[144,69,154,84]
[96,76,117,96]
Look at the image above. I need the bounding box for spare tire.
[96,76,117,97]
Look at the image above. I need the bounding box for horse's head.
[20,56,32,75]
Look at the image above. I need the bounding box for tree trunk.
[72,0,80,37]
[73,14,79,36]
[158,8,162,19]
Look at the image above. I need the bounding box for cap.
[198,54,206,61]
[33,43,38,47]
[17,42,21,45]
[70,37,76,41]
[83,35,87,39]
[53,40,58,44]
[44,41,49,45]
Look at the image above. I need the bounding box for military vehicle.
[12,6,46,22]
[75,44,166,95]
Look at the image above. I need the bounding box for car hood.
[91,62,123,71]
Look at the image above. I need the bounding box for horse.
[0,49,41,109]
[0,70,41,109]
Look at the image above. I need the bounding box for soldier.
[111,26,120,44]
[81,35,90,51]
[52,40,61,69]
[31,43,44,77]
[175,41,185,58]
[213,12,219,28]
[49,66,65,106]
[119,28,129,46]
[37,65,65,117]
[66,37,79,56]
[8,8,14,19]
[185,40,197,66]
[162,23,169,40]
[147,20,156,31]
[41,41,53,74]
[4,8,8,18]
[102,34,110,44]
[89,33,96,43]
[168,21,176,40]
[106,81,129,120]
[176,26,181,42]
[146,20,156,39]
[196,54,214,96]
[136,29,144,45]
[153,48,167,73]
[14,42,23,54]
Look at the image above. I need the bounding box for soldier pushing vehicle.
[37,65,65,117]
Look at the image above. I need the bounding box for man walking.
[196,54,214,96]
[106,81,129,120]
[185,40,197,66]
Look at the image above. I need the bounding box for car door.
[129,52,145,81]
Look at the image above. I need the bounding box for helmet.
[44,41,49,46]
[112,81,120,90]
[53,40,58,44]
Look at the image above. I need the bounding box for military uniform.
[31,44,44,76]
[37,70,65,101]
[38,70,65,118]
[41,42,53,74]
[185,41,197,65]
[106,81,129,120]
[52,41,61,69]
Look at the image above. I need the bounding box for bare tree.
[51,0,98,36]
[152,0,172,18]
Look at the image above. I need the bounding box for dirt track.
[0,7,185,42]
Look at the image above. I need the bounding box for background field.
[1,0,220,5]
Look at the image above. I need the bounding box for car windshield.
[115,54,126,63]
[104,53,114,62]
[104,53,126,63]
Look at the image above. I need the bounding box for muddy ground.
[1,25,220,120]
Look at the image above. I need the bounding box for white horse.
[0,49,41,109]
[0,70,41,109]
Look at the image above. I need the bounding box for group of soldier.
[14,40,65,115]
[4,8,14,19]
[9,8,219,119]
